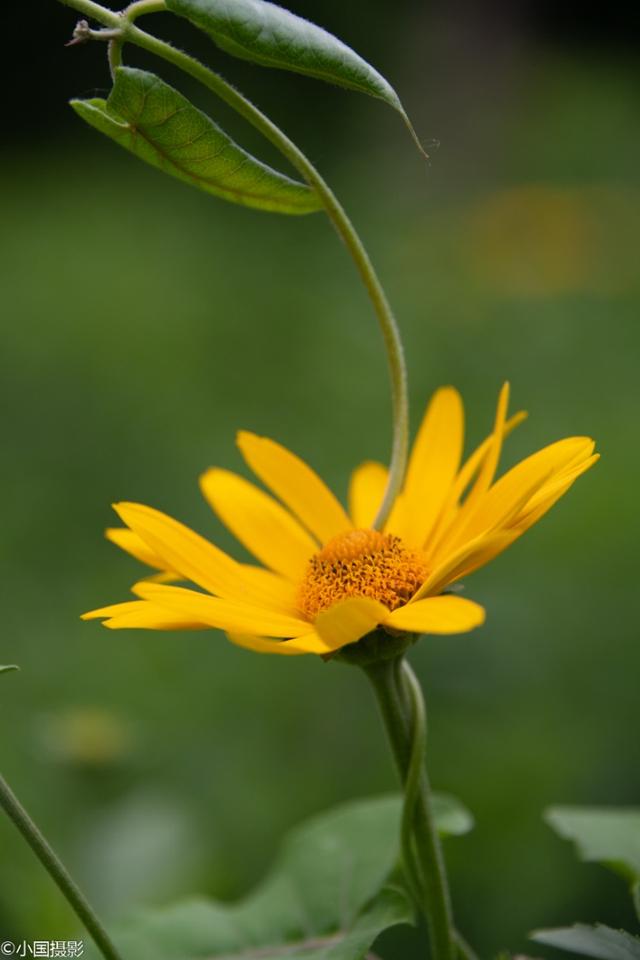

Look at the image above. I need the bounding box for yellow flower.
[83,384,597,656]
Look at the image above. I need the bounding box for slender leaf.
[0,665,19,675]
[165,0,426,154]
[71,67,321,215]
[85,795,415,960]
[532,924,640,960]
[545,806,640,885]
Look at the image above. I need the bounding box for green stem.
[398,660,428,907]
[454,931,480,960]
[0,773,123,960]
[123,0,167,19]
[56,0,409,528]
[399,664,478,960]
[364,657,456,960]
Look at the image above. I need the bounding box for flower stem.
[56,0,409,528]
[0,772,123,960]
[364,657,456,960]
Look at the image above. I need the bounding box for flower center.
[298,529,429,619]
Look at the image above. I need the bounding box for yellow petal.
[237,432,352,543]
[385,595,485,634]
[461,437,595,541]
[348,461,388,529]
[226,632,309,656]
[414,531,516,599]
[135,583,310,638]
[82,600,206,630]
[512,453,599,531]
[139,570,182,584]
[401,387,464,547]
[105,527,170,572]
[443,454,597,580]
[384,491,410,538]
[225,631,333,656]
[238,565,300,615]
[425,409,527,556]
[417,448,596,596]
[113,502,257,604]
[458,382,510,517]
[451,411,528,504]
[314,597,389,651]
[200,468,317,580]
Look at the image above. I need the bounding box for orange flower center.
[298,529,429,619]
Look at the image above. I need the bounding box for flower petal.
[226,632,309,655]
[105,527,168,571]
[82,600,206,630]
[237,432,351,543]
[226,630,334,655]
[348,461,388,529]
[385,595,485,634]
[105,527,180,583]
[414,531,516,599]
[512,453,599,531]
[467,382,511,504]
[200,468,317,580]
[135,583,310,637]
[461,437,595,541]
[113,502,266,605]
[238,565,300,614]
[441,455,598,581]
[424,409,528,552]
[314,597,389,651]
[401,386,464,547]
[450,410,528,506]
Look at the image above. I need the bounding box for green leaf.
[165,0,425,154]
[545,806,640,886]
[532,924,640,960]
[71,67,321,215]
[432,791,474,837]
[86,795,415,960]
[0,665,19,675]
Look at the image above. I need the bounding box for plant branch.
[0,772,123,960]
[57,0,409,528]
[123,0,167,22]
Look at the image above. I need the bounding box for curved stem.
[364,657,456,960]
[0,773,123,960]
[56,0,409,528]
[107,37,122,77]
[123,0,167,21]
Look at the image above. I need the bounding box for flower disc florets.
[297,528,429,619]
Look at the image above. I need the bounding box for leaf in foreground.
[71,67,321,215]
[545,806,640,885]
[0,665,19,675]
[166,0,425,154]
[85,792,469,960]
[532,924,640,960]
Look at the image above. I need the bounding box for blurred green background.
[1,1,639,957]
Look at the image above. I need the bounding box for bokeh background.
[2,1,639,956]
